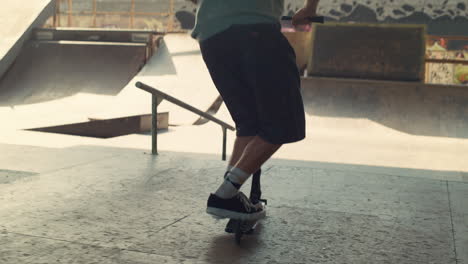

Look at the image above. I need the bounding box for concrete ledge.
[28,112,169,138]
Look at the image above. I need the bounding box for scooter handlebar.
[281,16,325,24]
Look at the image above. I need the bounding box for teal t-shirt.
[191,0,284,42]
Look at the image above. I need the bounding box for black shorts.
[200,23,305,144]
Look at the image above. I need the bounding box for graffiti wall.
[176,0,468,37]
[55,0,468,37]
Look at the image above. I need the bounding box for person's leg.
[224,136,253,178]
[217,136,280,199]
[229,136,254,167]
[234,136,281,175]
[226,135,274,183]
[216,135,278,197]
[201,27,266,221]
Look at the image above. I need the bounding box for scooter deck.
[225,200,266,245]
[225,218,258,235]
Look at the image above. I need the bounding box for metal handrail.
[427,35,468,41]
[135,81,235,160]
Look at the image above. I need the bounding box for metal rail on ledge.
[135,81,235,160]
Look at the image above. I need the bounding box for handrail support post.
[152,94,158,155]
[222,127,227,161]
[137,82,235,160]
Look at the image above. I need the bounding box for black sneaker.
[206,192,266,221]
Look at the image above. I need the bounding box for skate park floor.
[1,107,467,263]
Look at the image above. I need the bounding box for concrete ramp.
[0,0,54,78]
[0,28,152,132]
[0,41,147,106]
[302,77,468,139]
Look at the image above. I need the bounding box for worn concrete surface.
[0,145,466,264]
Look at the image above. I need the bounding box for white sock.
[226,165,234,175]
[214,167,250,198]
[227,167,250,185]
